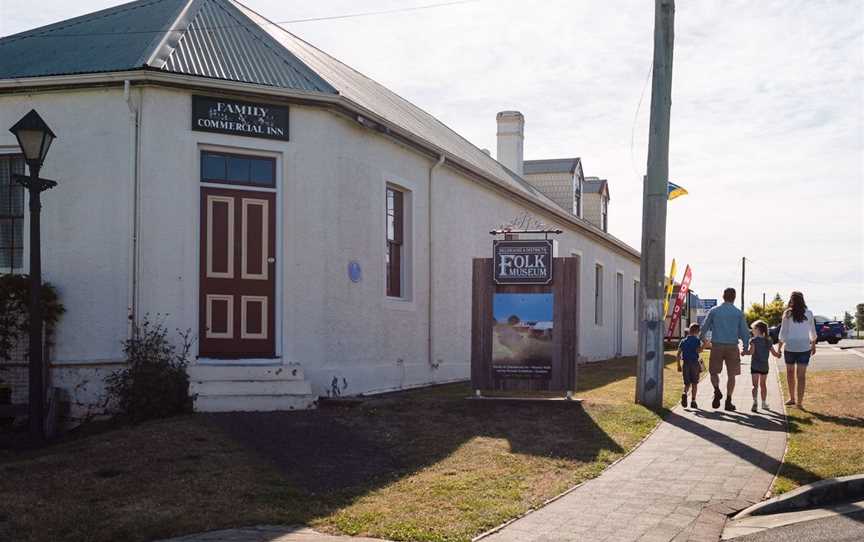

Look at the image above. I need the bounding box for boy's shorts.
[682,361,701,385]
[709,343,741,376]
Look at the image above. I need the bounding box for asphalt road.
[731,510,864,541]
[772,341,864,372]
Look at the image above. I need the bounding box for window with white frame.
[0,155,25,273]
[633,280,640,330]
[594,263,604,325]
[385,185,408,298]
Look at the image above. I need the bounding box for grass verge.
[773,368,864,494]
[0,355,683,542]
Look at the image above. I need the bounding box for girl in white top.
[778,291,817,409]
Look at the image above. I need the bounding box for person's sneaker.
[725,400,737,411]
[762,400,769,410]
[712,389,723,409]
[751,401,758,412]
[681,393,688,407]
[690,400,698,409]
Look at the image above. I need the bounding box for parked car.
[768,315,847,345]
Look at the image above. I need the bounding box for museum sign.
[492,239,553,285]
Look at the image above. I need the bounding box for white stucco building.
[0,0,641,420]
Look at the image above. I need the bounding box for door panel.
[200,188,276,358]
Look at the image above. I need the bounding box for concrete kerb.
[471,402,671,542]
[765,365,792,501]
[733,474,864,519]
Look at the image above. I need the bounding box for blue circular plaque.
[348,261,362,283]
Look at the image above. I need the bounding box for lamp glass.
[15,129,48,163]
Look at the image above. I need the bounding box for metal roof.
[0,0,335,93]
[523,158,580,175]
[0,0,188,79]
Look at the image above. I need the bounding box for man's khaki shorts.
[709,343,741,376]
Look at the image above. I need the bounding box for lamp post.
[9,110,57,442]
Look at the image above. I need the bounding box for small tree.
[856,303,864,338]
[745,293,785,326]
[843,311,854,330]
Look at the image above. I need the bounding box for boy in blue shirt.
[677,323,703,409]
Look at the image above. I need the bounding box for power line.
[630,60,653,179]
[744,257,842,288]
[3,0,481,39]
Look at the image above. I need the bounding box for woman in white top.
[777,291,817,409]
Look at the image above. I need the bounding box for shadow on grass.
[204,384,623,496]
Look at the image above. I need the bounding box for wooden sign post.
[471,255,579,397]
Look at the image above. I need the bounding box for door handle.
[267,257,275,264]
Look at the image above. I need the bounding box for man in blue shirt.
[699,288,751,411]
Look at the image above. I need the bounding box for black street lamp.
[9,110,57,442]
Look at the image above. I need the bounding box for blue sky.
[2,0,861,317]
[493,294,554,323]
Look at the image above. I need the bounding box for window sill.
[383,296,416,312]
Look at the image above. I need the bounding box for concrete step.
[190,379,312,397]
[188,363,305,381]
[193,394,316,412]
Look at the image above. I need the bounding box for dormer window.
[601,195,608,232]
[573,174,582,217]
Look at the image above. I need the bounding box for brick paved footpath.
[482,355,788,542]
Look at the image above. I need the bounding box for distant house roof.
[523,158,581,175]
[0,0,637,260]
[584,176,610,198]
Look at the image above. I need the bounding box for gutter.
[428,153,445,371]
[0,70,641,262]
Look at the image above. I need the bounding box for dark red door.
[200,188,276,358]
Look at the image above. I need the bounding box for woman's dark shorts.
[682,361,701,385]
[784,350,811,365]
[751,369,769,375]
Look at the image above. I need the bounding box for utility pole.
[741,257,746,311]
[636,0,675,409]
[763,292,766,310]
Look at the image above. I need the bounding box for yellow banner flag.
[664,259,677,318]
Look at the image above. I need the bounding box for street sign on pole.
[701,298,717,310]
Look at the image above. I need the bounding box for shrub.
[105,316,193,422]
[0,274,65,361]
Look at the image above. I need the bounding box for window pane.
[227,156,250,183]
[201,152,226,181]
[250,158,275,185]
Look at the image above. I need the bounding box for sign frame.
[192,95,290,141]
[492,239,554,285]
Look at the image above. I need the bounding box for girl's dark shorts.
[784,350,811,365]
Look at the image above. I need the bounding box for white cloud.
[2,0,862,316]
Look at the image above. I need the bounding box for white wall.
[0,84,640,409]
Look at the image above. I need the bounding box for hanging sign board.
[192,95,289,141]
[493,240,554,285]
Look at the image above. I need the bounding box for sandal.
[785,399,795,406]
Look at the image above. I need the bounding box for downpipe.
[427,154,445,372]
[124,80,141,334]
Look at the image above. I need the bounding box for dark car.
[769,315,847,345]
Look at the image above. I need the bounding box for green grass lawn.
[0,355,684,542]
[773,368,864,494]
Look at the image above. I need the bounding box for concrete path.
[160,525,389,542]
[482,355,788,542]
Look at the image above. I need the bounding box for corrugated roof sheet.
[524,158,580,175]
[0,0,188,78]
[158,0,334,93]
